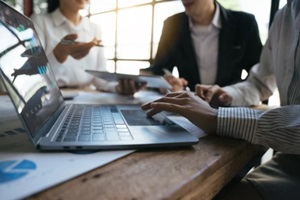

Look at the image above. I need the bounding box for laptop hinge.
[34,103,68,143]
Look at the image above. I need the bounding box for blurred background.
[3,0,286,75]
[3,0,286,108]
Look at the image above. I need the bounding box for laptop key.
[63,137,77,142]
[92,129,105,134]
[120,136,133,141]
[80,130,91,135]
[80,127,91,132]
[116,125,127,129]
[112,113,125,124]
[106,131,120,140]
[78,135,91,141]
[93,134,106,141]
[118,131,131,136]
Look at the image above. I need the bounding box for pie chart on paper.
[0,159,37,184]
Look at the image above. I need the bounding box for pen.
[60,39,104,47]
[162,68,172,75]
[162,68,191,91]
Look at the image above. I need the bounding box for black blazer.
[148,3,263,90]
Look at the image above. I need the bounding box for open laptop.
[0,1,198,151]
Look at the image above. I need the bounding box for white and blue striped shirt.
[217,0,300,154]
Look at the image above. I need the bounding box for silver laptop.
[0,1,198,151]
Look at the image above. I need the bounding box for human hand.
[115,79,147,96]
[141,92,218,134]
[162,74,188,93]
[195,84,232,107]
[53,34,100,63]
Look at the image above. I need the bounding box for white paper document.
[0,131,134,200]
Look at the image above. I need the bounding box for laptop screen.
[0,2,64,137]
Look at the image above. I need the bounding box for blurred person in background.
[142,0,262,93]
[31,0,143,95]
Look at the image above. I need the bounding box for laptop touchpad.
[121,110,166,126]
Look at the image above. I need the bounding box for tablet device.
[60,90,79,100]
[85,70,172,89]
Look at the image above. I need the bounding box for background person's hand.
[162,74,188,93]
[116,79,147,96]
[141,92,218,134]
[195,84,232,107]
[53,34,100,63]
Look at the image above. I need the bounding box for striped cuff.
[217,107,258,143]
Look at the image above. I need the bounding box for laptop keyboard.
[56,105,133,142]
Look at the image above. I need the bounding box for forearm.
[223,63,276,106]
[53,44,68,63]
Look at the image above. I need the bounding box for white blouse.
[31,9,117,92]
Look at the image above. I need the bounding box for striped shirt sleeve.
[217,106,300,154]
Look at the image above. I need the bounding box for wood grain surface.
[28,136,264,200]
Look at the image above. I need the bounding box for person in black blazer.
[145,0,262,92]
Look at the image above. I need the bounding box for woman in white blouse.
[31,0,142,95]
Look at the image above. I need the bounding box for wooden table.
[28,136,264,200]
[0,89,266,200]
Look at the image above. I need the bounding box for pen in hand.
[162,68,172,76]
[60,39,104,47]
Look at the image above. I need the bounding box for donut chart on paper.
[0,159,36,184]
